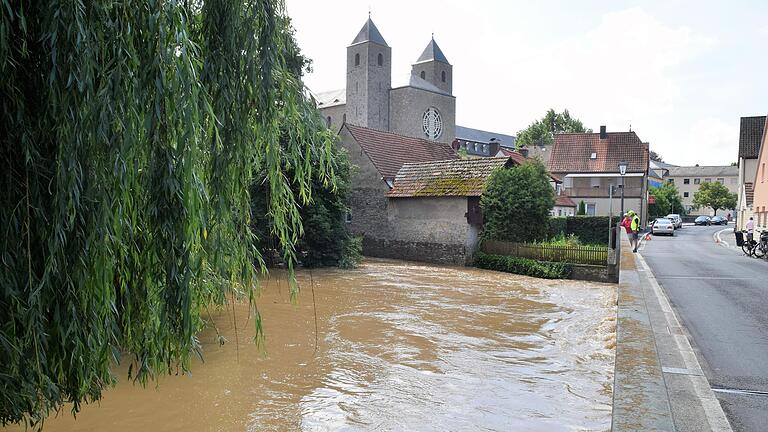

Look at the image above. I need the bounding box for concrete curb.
[611,232,733,431]
[635,254,733,432]
[612,234,675,431]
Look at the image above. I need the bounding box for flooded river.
[13,259,616,431]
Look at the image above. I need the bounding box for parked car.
[666,214,683,229]
[711,215,728,225]
[652,218,675,236]
[694,216,711,226]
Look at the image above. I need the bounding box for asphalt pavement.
[640,223,768,432]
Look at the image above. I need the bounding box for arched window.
[420,71,425,79]
[377,53,383,66]
[441,71,446,82]
[354,53,360,66]
[326,116,331,127]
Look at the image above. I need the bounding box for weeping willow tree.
[0,0,335,426]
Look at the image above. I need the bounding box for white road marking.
[714,228,732,248]
[635,253,734,432]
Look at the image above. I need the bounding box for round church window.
[422,107,443,140]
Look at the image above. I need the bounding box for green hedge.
[547,216,620,246]
[474,252,572,279]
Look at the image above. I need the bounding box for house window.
[762,163,765,182]
[668,178,674,183]
[684,192,689,197]
[345,212,352,223]
[377,53,383,66]
[586,203,596,216]
[694,178,700,185]
[590,152,597,159]
[420,71,426,79]
[558,209,562,216]
[441,71,446,82]
[354,53,360,66]
[684,178,690,184]
[717,178,724,184]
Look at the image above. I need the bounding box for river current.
[13,259,616,431]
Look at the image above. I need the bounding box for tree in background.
[481,160,555,243]
[577,200,587,215]
[692,182,738,216]
[515,109,592,148]
[648,182,686,218]
[0,2,337,425]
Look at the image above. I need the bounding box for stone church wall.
[319,104,347,134]
[389,87,455,144]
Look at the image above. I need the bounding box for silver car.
[666,214,682,229]
[652,218,675,236]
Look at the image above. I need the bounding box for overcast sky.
[285,0,768,166]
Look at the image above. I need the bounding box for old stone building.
[315,17,456,144]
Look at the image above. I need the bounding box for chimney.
[517,147,529,158]
[599,125,607,140]
[488,138,500,156]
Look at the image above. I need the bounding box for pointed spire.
[350,17,388,46]
[416,37,450,64]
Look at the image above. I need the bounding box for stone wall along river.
[6,259,616,431]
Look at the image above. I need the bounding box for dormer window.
[590,152,597,159]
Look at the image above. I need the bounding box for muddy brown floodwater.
[8,259,617,432]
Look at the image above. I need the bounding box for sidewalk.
[612,233,732,431]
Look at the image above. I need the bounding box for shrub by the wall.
[547,216,620,246]
[474,252,572,279]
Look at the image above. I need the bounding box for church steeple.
[416,36,450,64]
[350,17,388,46]
[412,36,453,95]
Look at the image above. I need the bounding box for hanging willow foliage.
[0,0,335,426]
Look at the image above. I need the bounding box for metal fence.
[480,240,609,266]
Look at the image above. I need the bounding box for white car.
[652,218,676,236]
[666,214,682,229]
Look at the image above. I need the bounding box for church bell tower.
[412,36,452,95]
[346,17,391,131]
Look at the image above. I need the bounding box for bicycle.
[740,230,768,258]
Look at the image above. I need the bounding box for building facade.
[548,126,650,225]
[736,116,766,229]
[665,166,738,216]
[752,116,768,231]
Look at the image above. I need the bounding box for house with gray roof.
[736,115,766,229]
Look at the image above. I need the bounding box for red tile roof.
[498,147,527,165]
[344,124,458,179]
[548,131,649,174]
[555,194,577,208]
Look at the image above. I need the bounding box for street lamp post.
[618,160,628,218]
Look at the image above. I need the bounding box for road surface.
[640,224,768,432]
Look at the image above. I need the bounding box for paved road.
[640,224,768,432]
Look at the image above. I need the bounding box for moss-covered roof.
[388,157,513,198]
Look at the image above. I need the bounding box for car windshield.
[696,216,708,220]
[656,219,671,223]
[666,214,679,218]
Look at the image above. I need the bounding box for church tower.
[346,17,391,131]
[411,36,452,95]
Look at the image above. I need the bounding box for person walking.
[629,210,641,252]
